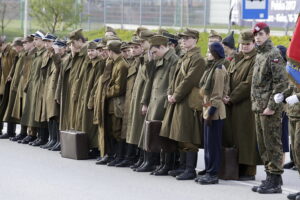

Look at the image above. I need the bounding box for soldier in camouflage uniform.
[250,22,288,194]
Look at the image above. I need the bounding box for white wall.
[209,0,231,24]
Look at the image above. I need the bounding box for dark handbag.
[144,120,162,153]
[218,147,239,180]
[61,130,89,160]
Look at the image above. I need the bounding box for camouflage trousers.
[254,112,284,175]
[289,118,300,175]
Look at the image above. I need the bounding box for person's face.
[254,30,269,46]
[121,48,132,59]
[240,41,255,53]
[108,49,113,58]
[33,37,44,48]
[57,46,66,55]
[150,45,166,60]
[87,49,98,60]
[181,36,197,50]
[44,40,54,50]
[71,39,83,50]
[222,45,231,56]
[13,45,24,53]
[23,41,34,51]
[131,44,143,57]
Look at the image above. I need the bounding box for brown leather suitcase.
[60,130,89,160]
[144,120,162,153]
[218,147,239,180]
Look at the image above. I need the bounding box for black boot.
[168,152,186,177]
[40,123,53,149]
[50,126,60,151]
[176,152,197,180]
[252,172,270,192]
[284,161,295,169]
[154,152,175,176]
[20,135,37,144]
[32,127,49,147]
[135,152,159,172]
[131,149,144,169]
[42,120,58,149]
[0,122,3,135]
[11,126,27,142]
[257,174,282,194]
[0,122,16,139]
[133,150,147,171]
[151,152,165,175]
[96,154,114,165]
[116,144,137,167]
[89,148,100,159]
[287,192,300,200]
[107,140,126,166]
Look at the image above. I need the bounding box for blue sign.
[242,0,269,19]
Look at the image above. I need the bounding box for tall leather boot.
[0,122,16,139]
[116,144,137,167]
[131,149,144,169]
[107,140,125,166]
[135,152,159,172]
[41,121,53,149]
[11,125,27,142]
[32,127,49,147]
[0,122,3,135]
[168,152,186,177]
[151,152,165,175]
[154,152,175,176]
[257,174,282,194]
[252,172,271,192]
[50,122,60,151]
[176,152,197,180]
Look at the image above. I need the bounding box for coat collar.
[257,39,273,53]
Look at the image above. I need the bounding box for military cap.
[54,39,67,48]
[149,35,168,47]
[253,22,269,34]
[158,28,169,35]
[42,33,57,42]
[106,40,122,53]
[96,42,106,49]
[121,42,130,50]
[135,27,148,37]
[222,31,235,49]
[128,36,142,46]
[238,30,254,44]
[178,28,199,39]
[31,30,46,39]
[105,26,116,34]
[68,28,84,41]
[209,30,222,40]
[87,41,98,49]
[163,32,179,44]
[12,37,24,46]
[22,35,34,43]
[139,30,156,40]
[103,35,121,44]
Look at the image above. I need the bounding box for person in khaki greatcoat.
[20,30,47,147]
[55,29,87,131]
[0,37,18,138]
[2,38,27,141]
[222,31,261,180]
[41,39,67,151]
[95,40,128,166]
[115,38,144,168]
[137,35,179,175]
[160,29,206,180]
[125,30,157,172]
[17,36,38,144]
[74,41,104,157]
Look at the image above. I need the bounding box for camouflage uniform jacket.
[282,83,300,119]
[251,39,288,113]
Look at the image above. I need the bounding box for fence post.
[139,0,142,26]
[104,0,106,25]
[180,0,183,29]
[159,0,162,28]
[121,0,124,29]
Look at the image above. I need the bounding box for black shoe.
[257,174,282,194]
[10,133,27,142]
[0,133,14,139]
[20,135,36,144]
[252,172,270,192]
[50,142,61,151]
[31,139,48,147]
[239,175,255,181]
[287,192,300,200]
[96,155,113,165]
[176,169,196,180]
[197,169,206,176]
[198,174,219,185]
[29,138,41,145]
[284,161,295,169]
[107,157,123,167]
[115,159,134,167]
